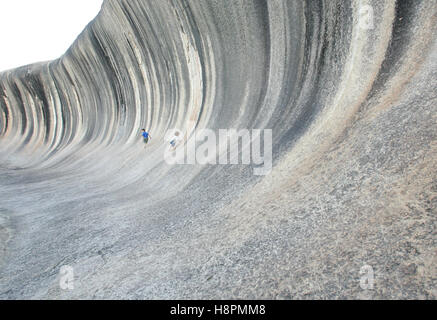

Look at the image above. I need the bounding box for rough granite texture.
[0,0,436,299]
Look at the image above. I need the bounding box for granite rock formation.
[0,0,436,299]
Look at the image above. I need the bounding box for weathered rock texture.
[0,0,436,299]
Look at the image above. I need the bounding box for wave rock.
[0,0,436,299]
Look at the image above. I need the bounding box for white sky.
[0,0,103,72]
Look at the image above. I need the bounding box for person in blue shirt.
[141,129,151,145]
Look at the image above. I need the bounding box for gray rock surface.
[0,0,436,299]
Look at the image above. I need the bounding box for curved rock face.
[0,0,436,299]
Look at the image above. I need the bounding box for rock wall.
[0,0,436,299]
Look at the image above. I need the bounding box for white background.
[0,0,103,72]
